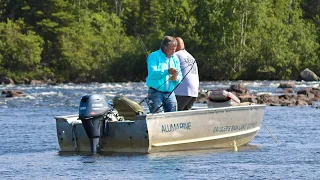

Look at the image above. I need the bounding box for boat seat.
[112,95,144,120]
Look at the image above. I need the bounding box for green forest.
[0,0,319,83]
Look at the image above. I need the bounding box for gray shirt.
[174,49,199,97]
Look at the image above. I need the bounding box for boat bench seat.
[112,95,144,120]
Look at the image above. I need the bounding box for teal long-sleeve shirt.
[146,49,182,92]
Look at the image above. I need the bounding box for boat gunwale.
[54,104,267,122]
[145,104,267,120]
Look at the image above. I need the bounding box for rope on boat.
[262,121,279,143]
[71,121,79,152]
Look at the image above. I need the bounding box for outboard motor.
[79,94,109,154]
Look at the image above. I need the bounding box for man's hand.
[168,68,178,81]
[169,75,177,81]
[168,68,178,76]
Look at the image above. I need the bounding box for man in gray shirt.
[174,37,199,111]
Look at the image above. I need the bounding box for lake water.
[0,81,319,180]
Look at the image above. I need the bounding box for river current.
[0,81,319,180]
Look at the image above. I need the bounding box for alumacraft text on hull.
[55,94,266,154]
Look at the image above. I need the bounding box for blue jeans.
[147,88,177,113]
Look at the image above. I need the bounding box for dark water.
[0,81,319,180]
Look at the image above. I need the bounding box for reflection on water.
[147,144,262,160]
[57,144,261,160]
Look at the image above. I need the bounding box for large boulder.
[30,80,45,85]
[0,76,14,84]
[278,82,296,88]
[282,88,295,94]
[299,68,320,81]
[1,90,25,97]
[298,87,320,101]
[228,83,249,94]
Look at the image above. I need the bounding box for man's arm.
[147,54,169,79]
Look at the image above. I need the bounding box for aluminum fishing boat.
[55,94,266,153]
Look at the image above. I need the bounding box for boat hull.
[55,104,266,153]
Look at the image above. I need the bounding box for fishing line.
[151,59,197,114]
[262,121,279,143]
[139,62,194,105]
[137,34,149,58]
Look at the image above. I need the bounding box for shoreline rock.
[1,90,25,98]
[196,84,320,106]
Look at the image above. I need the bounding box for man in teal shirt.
[146,36,182,113]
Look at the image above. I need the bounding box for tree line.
[0,0,319,83]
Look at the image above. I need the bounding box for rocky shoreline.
[196,83,320,107]
[2,71,320,108]
[2,82,320,108]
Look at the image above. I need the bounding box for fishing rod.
[137,34,149,58]
[151,59,197,114]
[136,34,194,108]
[138,61,194,105]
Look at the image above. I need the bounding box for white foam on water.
[256,92,273,96]
[38,91,58,96]
[25,95,36,99]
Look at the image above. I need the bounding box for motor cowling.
[79,94,109,153]
[79,94,109,119]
